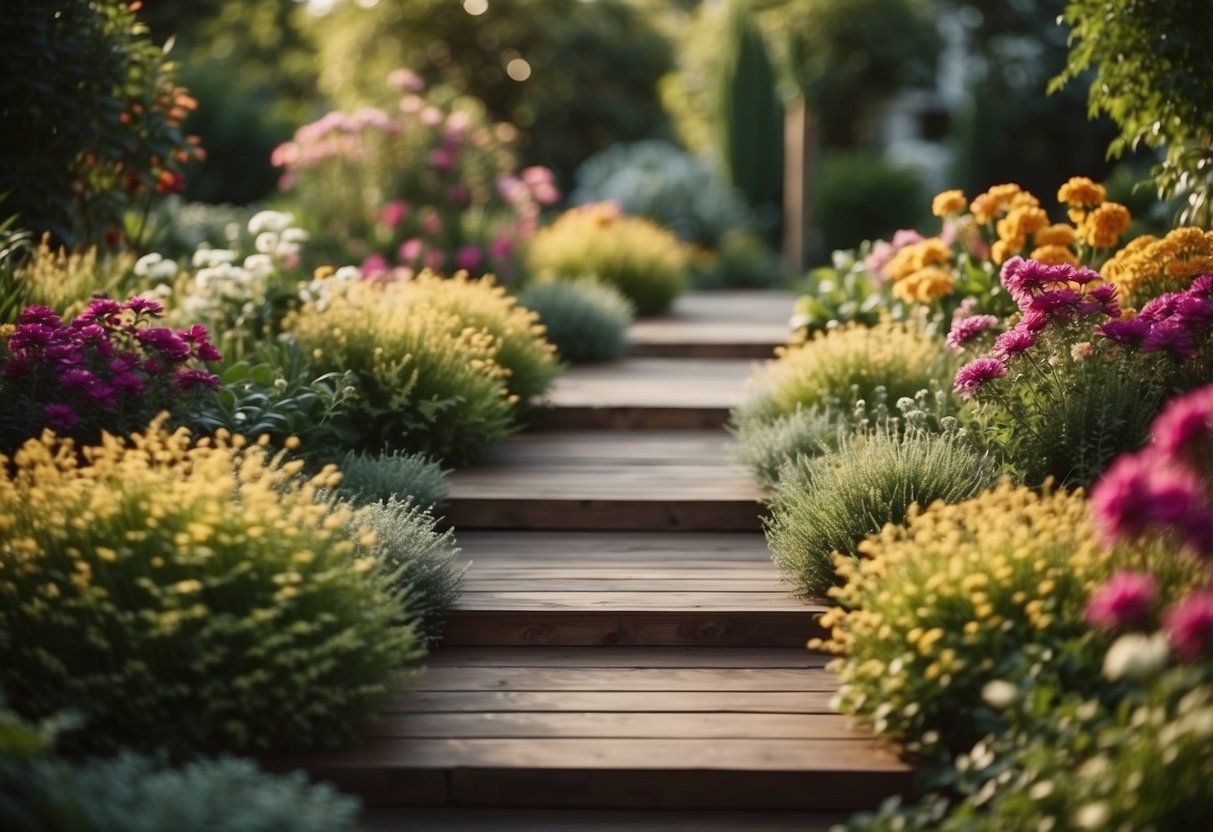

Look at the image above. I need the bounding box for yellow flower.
[1058,176,1106,207]
[891,267,955,304]
[991,238,1024,265]
[931,189,967,217]
[1081,202,1132,248]
[997,206,1049,241]
[1030,245,1080,267]
[1034,223,1079,248]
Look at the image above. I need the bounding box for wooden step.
[446,434,766,532]
[628,291,795,360]
[438,532,822,647]
[535,359,759,430]
[276,647,911,811]
[362,807,849,831]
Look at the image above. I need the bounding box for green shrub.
[765,429,995,597]
[527,203,689,315]
[735,321,953,425]
[0,0,202,249]
[288,279,516,463]
[690,229,785,289]
[813,151,926,255]
[518,278,633,364]
[338,450,449,512]
[0,421,420,757]
[350,498,463,643]
[406,272,561,405]
[570,140,753,248]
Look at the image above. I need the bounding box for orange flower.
[1034,223,1079,248]
[1058,176,1106,207]
[1029,245,1079,267]
[1081,202,1132,248]
[932,189,967,217]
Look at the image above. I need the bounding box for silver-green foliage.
[352,498,464,643]
[339,450,449,511]
[765,429,996,598]
[518,279,634,364]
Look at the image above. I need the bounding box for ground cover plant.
[0,419,421,757]
[517,278,634,364]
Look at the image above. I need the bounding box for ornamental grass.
[526,202,689,315]
[517,278,634,364]
[0,420,420,757]
[735,321,953,426]
[288,279,516,463]
[765,428,995,598]
[813,483,1202,758]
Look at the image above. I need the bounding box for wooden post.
[783,98,817,274]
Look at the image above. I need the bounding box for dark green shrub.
[765,428,995,597]
[350,498,464,643]
[0,0,201,248]
[813,151,926,255]
[339,450,449,512]
[0,422,420,757]
[518,279,633,363]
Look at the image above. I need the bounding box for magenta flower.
[1175,294,1213,332]
[1152,386,1213,461]
[455,245,483,272]
[1085,571,1157,630]
[175,369,221,391]
[953,357,1007,399]
[379,200,409,228]
[1098,318,1152,345]
[1189,274,1213,295]
[1164,591,1213,660]
[1141,320,1197,358]
[429,148,454,172]
[110,372,146,395]
[1138,293,1183,323]
[421,212,443,236]
[1026,288,1084,318]
[42,403,80,430]
[360,253,389,277]
[17,306,62,327]
[135,328,191,362]
[398,238,424,263]
[489,234,513,261]
[448,184,470,207]
[1088,283,1120,318]
[124,297,164,316]
[993,327,1037,358]
[1000,257,1075,307]
[1091,452,1211,548]
[946,314,1000,351]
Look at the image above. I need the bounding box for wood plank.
[379,690,838,714]
[535,405,735,430]
[455,531,773,561]
[364,712,858,740]
[444,497,764,532]
[448,467,763,499]
[482,431,740,466]
[361,807,848,832]
[462,579,783,591]
[410,667,835,692]
[424,647,831,670]
[454,592,810,611]
[628,292,796,361]
[440,610,825,647]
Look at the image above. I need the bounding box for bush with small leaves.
[0,420,420,757]
[518,278,633,363]
[765,428,995,597]
[527,203,689,315]
[288,279,516,463]
[338,450,449,512]
[349,497,463,643]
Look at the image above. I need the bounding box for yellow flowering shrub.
[527,202,689,314]
[738,321,953,423]
[814,483,1202,756]
[0,420,420,756]
[1101,225,1213,309]
[289,279,516,463]
[3,237,134,323]
[398,270,561,404]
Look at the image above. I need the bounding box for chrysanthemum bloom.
[1152,385,1213,460]
[1090,452,1210,549]
[953,357,1007,399]
[1029,244,1079,267]
[1081,202,1132,248]
[931,189,967,217]
[994,327,1037,358]
[1085,570,1157,630]
[946,314,999,351]
[1163,591,1213,659]
[1058,176,1106,225]
[1034,223,1079,248]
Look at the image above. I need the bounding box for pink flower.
[398,238,425,263]
[1152,386,1213,460]
[489,234,513,261]
[953,357,1007,399]
[1163,591,1213,660]
[421,212,443,236]
[1098,317,1152,345]
[1141,320,1197,358]
[1091,452,1212,551]
[387,67,424,93]
[1085,571,1157,630]
[360,253,389,276]
[448,184,470,207]
[455,245,483,273]
[531,181,560,205]
[993,327,1037,358]
[380,200,409,229]
[946,314,1000,351]
[430,148,454,172]
[43,403,80,430]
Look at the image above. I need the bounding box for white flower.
[281,227,310,244]
[275,240,301,258]
[134,252,164,277]
[243,254,275,279]
[334,265,361,281]
[981,679,1018,710]
[248,210,295,235]
[192,246,238,268]
[1103,632,1170,681]
[255,232,280,254]
[1075,802,1109,829]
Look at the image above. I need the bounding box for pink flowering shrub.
[0,298,220,451]
[273,78,559,282]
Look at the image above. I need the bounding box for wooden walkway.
[283,291,909,829]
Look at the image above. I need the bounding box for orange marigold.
[1058,176,1106,207]
[932,189,967,217]
[891,267,955,304]
[1034,223,1079,248]
[1029,245,1080,267]
[1081,202,1132,248]
[991,237,1025,265]
[997,206,1049,242]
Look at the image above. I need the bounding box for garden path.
[284,291,910,830]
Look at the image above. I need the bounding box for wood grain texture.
[423,646,830,670]
[361,807,849,832]
[628,291,795,361]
